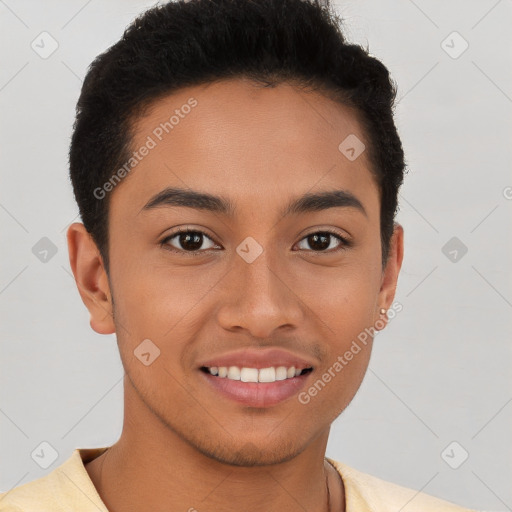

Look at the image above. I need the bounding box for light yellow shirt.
[0,447,477,511]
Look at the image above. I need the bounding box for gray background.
[1,1,511,510]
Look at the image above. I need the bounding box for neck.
[85,376,345,512]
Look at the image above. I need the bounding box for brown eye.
[295,231,350,253]
[161,229,218,254]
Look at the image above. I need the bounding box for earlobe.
[66,222,116,335]
[375,222,404,330]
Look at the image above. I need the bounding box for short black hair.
[69,0,406,275]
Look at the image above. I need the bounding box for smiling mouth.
[200,365,313,383]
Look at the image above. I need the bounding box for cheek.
[291,258,380,327]
[108,253,216,372]
[291,257,379,396]
[109,246,187,324]
[298,324,373,421]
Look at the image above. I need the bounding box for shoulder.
[0,467,65,511]
[326,457,478,512]
[0,448,109,512]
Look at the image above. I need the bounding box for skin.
[67,77,404,512]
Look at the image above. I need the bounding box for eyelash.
[159,228,352,257]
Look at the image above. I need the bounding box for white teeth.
[207,365,309,382]
[258,367,276,383]
[228,366,241,380]
[240,367,259,382]
[275,366,288,381]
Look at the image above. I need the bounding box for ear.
[66,222,115,335]
[374,222,404,330]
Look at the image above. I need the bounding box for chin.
[196,437,302,467]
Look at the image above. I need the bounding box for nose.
[216,244,305,339]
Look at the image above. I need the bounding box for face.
[69,78,403,466]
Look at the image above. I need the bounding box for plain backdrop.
[1,1,511,510]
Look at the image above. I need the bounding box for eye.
[160,228,219,256]
[295,229,351,253]
[160,228,351,256]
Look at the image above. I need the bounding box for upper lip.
[198,348,315,370]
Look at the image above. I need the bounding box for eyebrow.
[140,186,367,218]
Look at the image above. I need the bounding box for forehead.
[113,78,378,216]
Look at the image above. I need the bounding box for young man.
[1,0,475,510]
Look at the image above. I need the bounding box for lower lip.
[200,370,312,408]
